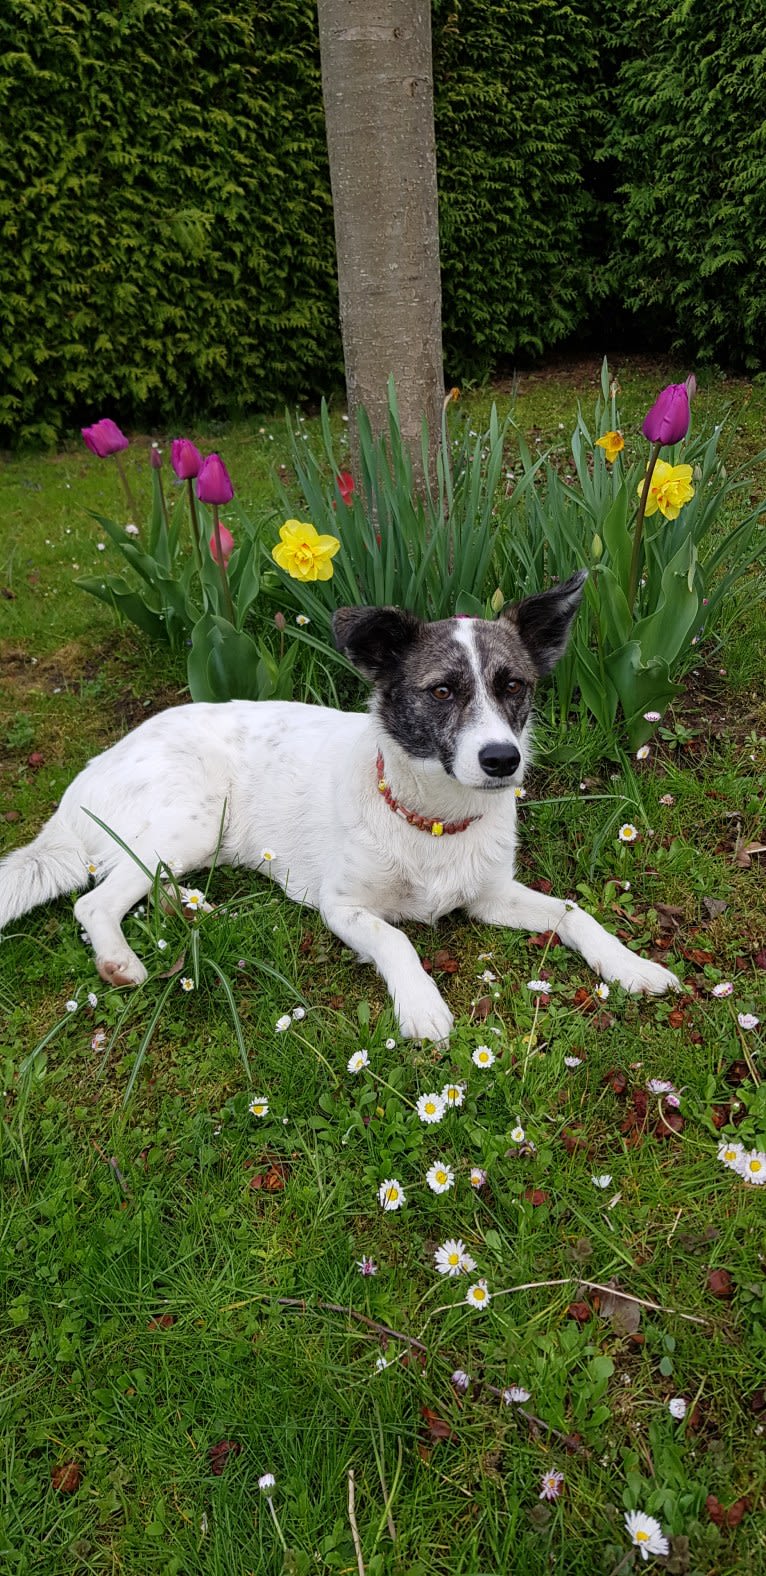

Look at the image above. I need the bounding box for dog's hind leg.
[74,857,154,986]
[468,878,680,995]
[320,898,455,1042]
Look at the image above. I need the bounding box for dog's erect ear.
[501,570,588,676]
[332,606,422,682]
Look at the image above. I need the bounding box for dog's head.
[333,572,586,790]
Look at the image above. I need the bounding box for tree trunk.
[316,0,444,489]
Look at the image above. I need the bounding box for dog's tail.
[0,817,88,930]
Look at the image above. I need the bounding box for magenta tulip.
[209,523,235,566]
[642,383,691,446]
[81,418,129,458]
[171,438,203,480]
[197,453,234,505]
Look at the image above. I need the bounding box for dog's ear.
[332,606,421,681]
[501,570,587,676]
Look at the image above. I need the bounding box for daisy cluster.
[717,1139,766,1185]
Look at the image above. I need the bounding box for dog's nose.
[478,742,521,779]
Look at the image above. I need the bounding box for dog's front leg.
[469,879,680,995]
[320,899,455,1042]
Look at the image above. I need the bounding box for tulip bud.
[274,611,287,631]
[592,534,603,559]
[336,470,355,505]
[150,443,163,470]
[171,438,203,480]
[197,454,234,506]
[490,587,504,614]
[81,418,129,458]
[641,383,691,446]
[208,523,235,566]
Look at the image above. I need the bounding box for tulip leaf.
[187,613,263,703]
[75,575,168,642]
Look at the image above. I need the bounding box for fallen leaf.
[420,1406,456,1443]
[147,1314,175,1329]
[749,1389,765,1414]
[681,946,714,966]
[566,1300,592,1324]
[604,1068,628,1096]
[711,1104,733,1129]
[734,841,766,869]
[51,1462,81,1493]
[529,877,552,894]
[655,1110,685,1139]
[705,1494,750,1528]
[667,1007,686,1029]
[706,1268,734,1300]
[523,1187,549,1207]
[561,1124,588,1155]
[655,902,685,927]
[724,1060,751,1088]
[208,1440,242,1475]
[702,897,728,920]
[159,951,187,979]
[753,948,766,970]
[528,930,562,949]
[2,810,21,822]
[249,1158,291,1192]
[471,995,493,1021]
[598,1283,642,1336]
[432,948,460,975]
[27,752,45,768]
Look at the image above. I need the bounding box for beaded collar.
[375,750,481,837]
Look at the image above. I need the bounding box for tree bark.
[316,0,444,489]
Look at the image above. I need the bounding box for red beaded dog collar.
[375,750,480,837]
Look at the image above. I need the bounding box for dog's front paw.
[97,952,148,988]
[395,981,454,1044]
[604,954,680,996]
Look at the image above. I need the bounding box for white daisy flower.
[275,1014,291,1032]
[514,786,527,799]
[509,1125,525,1144]
[647,1078,675,1094]
[65,999,79,1013]
[476,952,494,963]
[356,1257,377,1276]
[451,1369,470,1392]
[503,1385,531,1404]
[470,1167,487,1189]
[717,1140,745,1170]
[348,1049,370,1073]
[375,1355,390,1372]
[180,977,194,992]
[258,1472,276,1492]
[480,969,497,984]
[416,1091,445,1123]
[636,745,651,761]
[426,1162,454,1194]
[659,792,675,806]
[434,1239,475,1276]
[668,1397,687,1419]
[591,1174,613,1189]
[260,848,276,863]
[182,887,207,911]
[291,1006,306,1021]
[91,1030,106,1051]
[86,860,99,876]
[465,1279,491,1310]
[378,1178,405,1211]
[564,1055,583,1069]
[711,981,734,998]
[295,615,310,626]
[539,1469,564,1500]
[618,823,639,843]
[249,1097,269,1118]
[156,938,168,950]
[737,1012,760,1030]
[594,982,610,1001]
[472,1046,495,1069]
[624,1510,669,1561]
[441,1081,465,1108]
[385,1037,396,1049]
[526,978,548,992]
[124,522,139,537]
[643,711,661,723]
[87,992,98,1008]
[737,1149,766,1184]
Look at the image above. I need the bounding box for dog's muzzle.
[478,742,521,780]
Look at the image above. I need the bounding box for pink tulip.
[81,418,129,457]
[150,443,163,470]
[197,453,234,505]
[171,438,203,480]
[209,523,235,566]
[642,383,692,446]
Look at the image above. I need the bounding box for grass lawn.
[1,357,765,1574]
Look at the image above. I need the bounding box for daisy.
[124,522,139,537]
[248,1096,269,1119]
[509,1125,525,1144]
[717,1139,745,1170]
[659,792,675,806]
[514,786,527,799]
[180,977,194,992]
[647,1078,675,1095]
[539,1469,564,1501]
[594,982,610,1001]
[86,860,99,876]
[157,937,168,950]
[385,1037,396,1050]
[348,1049,370,1073]
[356,1257,378,1276]
[470,1167,487,1189]
[665,1092,681,1109]
[295,614,310,626]
[636,745,651,761]
[503,1385,531,1404]
[564,1055,583,1069]
[711,981,734,998]
[434,1239,475,1276]
[737,1149,766,1184]
[91,1030,106,1051]
[526,978,548,993]
[618,823,639,843]
[260,848,276,863]
[477,952,494,963]
[182,887,207,911]
[480,969,497,984]
[375,1355,390,1372]
[291,1006,306,1021]
[441,1081,465,1108]
[643,711,661,723]
[275,1014,291,1032]
[65,999,79,1013]
[465,1279,491,1310]
[624,1510,669,1561]
[737,1012,760,1030]
[591,1174,613,1189]
[258,1473,276,1492]
[417,1091,445,1124]
[87,992,98,1008]
[426,1162,454,1195]
[378,1178,405,1211]
[668,1397,687,1419]
[472,1046,495,1069]
[451,1369,470,1392]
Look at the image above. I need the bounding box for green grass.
[1,360,765,1574]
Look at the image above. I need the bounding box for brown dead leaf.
[749,1388,766,1414]
[147,1313,175,1330]
[655,1110,685,1139]
[420,1406,456,1444]
[432,948,460,975]
[702,896,728,920]
[566,1300,593,1324]
[27,751,45,769]
[529,876,552,894]
[604,1068,628,1096]
[706,1268,734,1300]
[298,931,315,954]
[734,841,766,869]
[598,1283,642,1337]
[528,930,562,949]
[655,902,684,928]
[159,951,187,979]
[561,1124,588,1155]
[753,948,766,970]
[471,995,493,1021]
[667,1007,686,1029]
[208,1440,242,1475]
[705,1494,750,1528]
[523,1187,549,1207]
[51,1461,81,1493]
[249,1158,290,1192]
[725,1060,751,1088]
[680,946,714,966]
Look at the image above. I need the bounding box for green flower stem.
[265,1495,287,1552]
[212,504,237,625]
[157,470,169,533]
[185,478,207,603]
[113,452,140,524]
[627,439,662,613]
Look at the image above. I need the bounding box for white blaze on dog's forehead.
[449,620,522,787]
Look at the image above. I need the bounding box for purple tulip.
[197,453,234,506]
[81,418,129,458]
[150,443,163,470]
[642,382,692,446]
[171,438,203,480]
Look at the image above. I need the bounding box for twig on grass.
[488,1276,709,1326]
[348,1469,366,1576]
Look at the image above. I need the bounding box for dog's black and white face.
[333,572,586,790]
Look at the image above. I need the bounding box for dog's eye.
[431,684,453,701]
[506,678,525,696]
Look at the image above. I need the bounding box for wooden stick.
[348,1469,365,1576]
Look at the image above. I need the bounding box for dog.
[0,573,679,1039]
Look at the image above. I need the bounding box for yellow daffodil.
[637,459,695,520]
[595,430,624,463]
[272,519,340,582]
